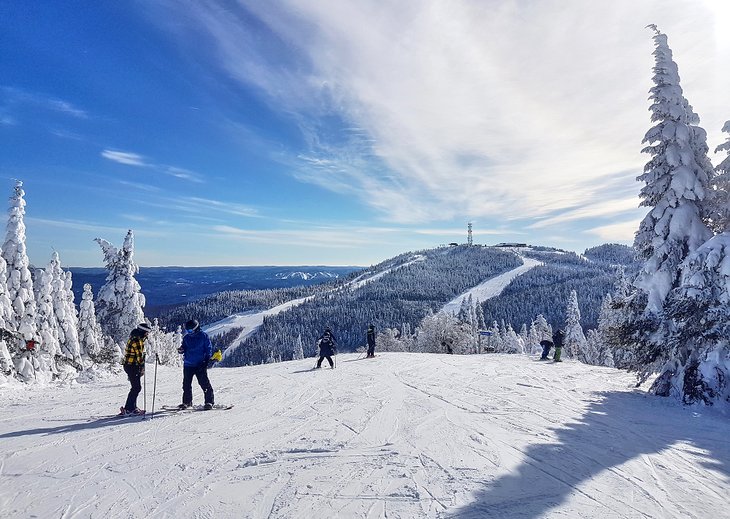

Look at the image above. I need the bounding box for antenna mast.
[467,222,473,246]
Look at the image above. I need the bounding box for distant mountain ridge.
[69,265,361,308]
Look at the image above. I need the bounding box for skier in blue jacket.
[178,319,215,410]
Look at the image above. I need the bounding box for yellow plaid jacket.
[123,336,145,366]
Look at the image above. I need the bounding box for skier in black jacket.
[366,324,376,358]
[315,328,336,368]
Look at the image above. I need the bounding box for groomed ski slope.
[1,353,728,519]
[441,254,542,314]
[210,255,426,361]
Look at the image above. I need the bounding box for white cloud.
[102,149,149,166]
[586,219,642,243]
[150,1,727,230]
[2,86,88,118]
[102,149,206,183]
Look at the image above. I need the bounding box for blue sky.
[1,1,728,267]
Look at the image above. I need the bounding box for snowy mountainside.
[481,245,638,331]
[222,245,522,365]
[1,353,727,518]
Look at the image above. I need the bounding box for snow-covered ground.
[442,255,542,315]
[1,353,727,518]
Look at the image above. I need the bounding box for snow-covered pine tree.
[633,27,713,314]
[709,120,730,231]
[591,294,617,367]
[564,290,589,361]
[146,318,181,366]
[533,314,552,343]
[474,299,486,330]
[33,267,60,373]
[94,230,146,346]
[2,181,38,347]
[293,334,305,360]
[528,321,541,355]
[48,252,81,366]
[650,233,730,404]
[0,251,15,377]
[457,297,472,326]
[78,283,103,361]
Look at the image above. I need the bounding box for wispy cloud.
[151,1,725,233]
[2,86,88,118]
[101,149,205,183]
[586,219,642,244]
[102,149,149,166]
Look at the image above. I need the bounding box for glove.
[140,367,145,377]
[177,346,184,354]
[211,349,222,362]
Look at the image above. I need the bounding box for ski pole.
[151,354,159,420]
[143,361,147,413]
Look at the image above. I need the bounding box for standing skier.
[552,329,564,362]
[177,319,215,410]
[539,338,553,360]
[121,322,151,415]
[315,327,337,368]
[366,324,376,358]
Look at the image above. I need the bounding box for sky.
[1,1,729,267]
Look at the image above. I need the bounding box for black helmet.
[138,323,152,333]
[184,319,200,332]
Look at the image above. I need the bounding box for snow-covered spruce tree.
[649,234,730,405]
[474,299,486,331]
[415,311,475,354]
[94,230,146,346]
[146,319,182,367]
[564,290,589,361]
[293,334,305,360]
[709,121,730,231]
[48,252,81,366]
[2,181,38,366]
[376,328,405,352]
[78,283,103,361]
[533,314,552,343]
[633,27,713,315]
[33,268,60,373]
[0,251,15,377]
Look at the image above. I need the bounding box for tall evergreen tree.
[564,290,588,360]
[48,252,81,364]
[652,233,730,404]
[94,230,146,346]
[709,120,730,231]
[0,250,14,376]
[2,180,37,343]
[633,27,713,314]
[78,283,103,361]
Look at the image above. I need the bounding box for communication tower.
[467,222,473,246]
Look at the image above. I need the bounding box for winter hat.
[138,323,152,333]
[184,319,200,332]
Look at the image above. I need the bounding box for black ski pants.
[317,355,334,368]
[124,364,143,411]
[182,364,214,406]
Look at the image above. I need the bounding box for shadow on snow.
[449,391,730,518]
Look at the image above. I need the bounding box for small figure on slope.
[552,329,564,362]
[315,327,336,369]
[177,319,215,410]
[539,338,553,360]
[366,324,376,358]
[121,323,151,415]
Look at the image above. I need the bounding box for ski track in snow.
[212,255,427,361]
[0,353,728,519]
[441,254,542,315]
